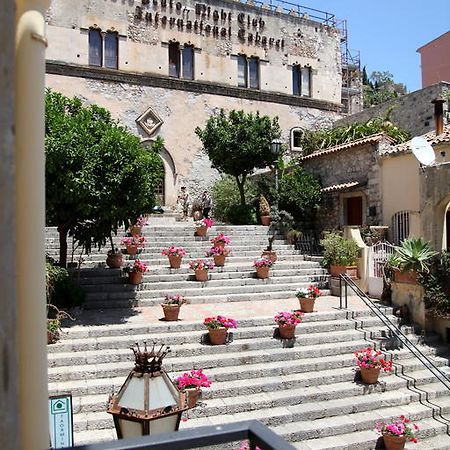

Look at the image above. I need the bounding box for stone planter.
[161,304,180,321]
[260,215,271,226]
[261,250,277,263]
[299,297,315,313]
[194,269,209,281]
[256,266,270,279]
[128,271,143,285]
[184,388,200,408]
[359,366,380,384]
[208,327,228,345]
[213,254,226,267]
[278,323,296,339]
[382,434,407,450]
[130,225,142,237]
[330,265,358,278]
[195,225,207,237]
[393,269,417,284]
[106,252,123,269]
[168,255,183,269]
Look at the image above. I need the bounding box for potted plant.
[389,237,437,284]
[205,246,230,267]
[161,294,186,321]
[194,218,214,237]
[259,195,271,226]
[274,310,304,339]
[121,235,146,256]
[320,232,359,277]
[189,259,214,281]
[375,416,419,450]
[253,257,274,279]
[174,369,211,408]
[129,214,148,237]
[47,304,74,345]
[210,233,231,248]
[295,285,322,313]
[204,315,237,345]
[124,259,148,285]
[161,246,187,269]
[106,247,123,269]
[354,346,393,384]
[261,235,277,263]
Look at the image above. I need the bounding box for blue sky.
[303,0,450,92]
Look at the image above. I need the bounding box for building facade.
[45,0,343,206]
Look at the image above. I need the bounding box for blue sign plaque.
[49,394,74,448]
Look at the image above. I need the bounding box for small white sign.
[49,394,73,449]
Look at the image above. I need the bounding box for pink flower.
[174,369,212,390]
[253,257,273,268]
[161,246,186,257]
[203,315,237,329]
[375,416,419,442]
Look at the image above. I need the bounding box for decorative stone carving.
[136,106,163,137]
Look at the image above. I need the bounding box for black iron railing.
[294,231,323,257]
[71,420,295,450]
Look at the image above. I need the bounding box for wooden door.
[346,196,363,226]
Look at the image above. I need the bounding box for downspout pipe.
[15,1,50,449]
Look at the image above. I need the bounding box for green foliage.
[278,167,322,225]
[45,89,164,266]
[259,195,270,216]
[418,252,450,316]
[45,262,85,309]
[320,232,359,267]
[195,109,281,206]
[211,175,257,223]
[362,70,407,108]
[300,117,410,156]
[392,237,437,273]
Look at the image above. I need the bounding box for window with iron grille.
[392,210,410,245]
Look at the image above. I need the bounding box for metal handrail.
[339,274,450,391]
[71,420,296,450]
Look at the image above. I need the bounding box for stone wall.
[0,2,18,449]
[335,82,450,136]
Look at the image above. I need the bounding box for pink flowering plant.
[195,218,214,229]
[203,315,237,330]
[124,259,148,274]
[210,233,231,246]
[121,235,146,248]
[355,347,393,371]
[205,246,230,257]
[189,259,215,271]
[174,369,212,391]
[135,215,149,227]
[375,416,419,443]
[253,257,274,268]
[238,443,261,450]
[162,294,186,306]
[296,285,322,300]
[161,246,187,257]
[274,311,304,327]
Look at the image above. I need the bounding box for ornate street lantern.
[271,138,283,195]
[107,342,188,439]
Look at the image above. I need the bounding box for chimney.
[431,96,445,135]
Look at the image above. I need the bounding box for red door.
[346,197,363,226]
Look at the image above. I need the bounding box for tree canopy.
[195,109,281,206]
[45,89,164,267]
[362,69,407,108]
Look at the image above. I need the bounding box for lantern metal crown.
[131,342,171,375]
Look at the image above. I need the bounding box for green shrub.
[320,232,359,267]
[46,262,85,309]
[227,204,257,225]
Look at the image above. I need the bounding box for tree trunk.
[58,225,68,268]
[235,175,246,206]
[109,233,115,253]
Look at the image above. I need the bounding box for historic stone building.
[45,0,344,205]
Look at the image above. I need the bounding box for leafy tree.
[362,70,407,108]
[195,109,281,206]
[45,90,164,267]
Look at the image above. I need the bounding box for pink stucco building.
[417,31,450,88]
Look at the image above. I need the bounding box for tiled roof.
[384,125,450,156]
[302,133,395,160]
[321,181,360,193]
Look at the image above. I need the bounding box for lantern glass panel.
[119,418,143,439]
[118,377,145,410]
[148,414,179,435]
[148,376,178,409]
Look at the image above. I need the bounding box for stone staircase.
[46,221,450,449]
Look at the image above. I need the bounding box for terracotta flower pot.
[106,252,123,269]
[185,388,200,408]
[261,250,277,263]
[126,245,139,256]
[260,215,271,226]
[330,265,357,278]
[393,269,417,284]
[130,225,142,237]
[195,269,209,281]
[168,255,182,269]
[360,366,381,384]
[161,304,180,321]
[208,327,228,345]
[299,297,315,313]
[47,330,58,345]
[382,434,407,450]
[128,271,143,285]
[256,266,270,279]
[213,254,226,267]
[195,226,207,237]
[278,323,296,339]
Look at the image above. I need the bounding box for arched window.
[104,31,119,69]
[88,28,102,67]
[290,127,304,152]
